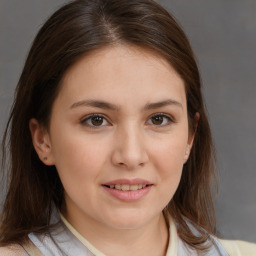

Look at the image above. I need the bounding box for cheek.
[50,131,108,182]
[150,136,187,196]
[152,137,187,173]
[51,136,109,208]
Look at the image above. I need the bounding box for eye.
[81,114,109,127]
[147,113,173,126]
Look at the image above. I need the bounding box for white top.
[58,213,256,256]
[60,213,178,256]
[1,212,256,255]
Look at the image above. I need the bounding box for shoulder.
[219,239,256,256]
[0,244,28,256]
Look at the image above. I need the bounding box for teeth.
[108,184,147,191]
[115,184,121,190]
[130,185,139,191]
[121,184,130,191]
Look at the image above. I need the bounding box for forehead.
[56,44,186,111]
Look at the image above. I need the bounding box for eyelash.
[80,114,109,128]
[147,113,174,127]
[80,113,174,128]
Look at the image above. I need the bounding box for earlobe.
[183,145,191,163]
[29,118,55,165]
[184,112,200,163]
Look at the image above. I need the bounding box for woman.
[0,0,255,255]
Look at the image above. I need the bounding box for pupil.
[152,116,163,125]
[92,116,103,126]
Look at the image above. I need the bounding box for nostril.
[111,146,149,169]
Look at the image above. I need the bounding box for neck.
[62,209,169,256]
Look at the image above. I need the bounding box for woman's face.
[33,45,194,231]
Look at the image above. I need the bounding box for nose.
[111,124,149,169]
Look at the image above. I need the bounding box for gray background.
[0,0,255,242]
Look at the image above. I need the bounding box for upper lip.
[103,178,152,186]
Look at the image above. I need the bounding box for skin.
[30,45,196,256]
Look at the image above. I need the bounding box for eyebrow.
[70,100,119,111]
[70,99,183,111]
[143,99,183,111]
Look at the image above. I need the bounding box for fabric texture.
[220,239,256,256]
[22,240,44,256]
[27,212,230,256]
[1,212,256,255]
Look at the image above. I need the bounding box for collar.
[60,213,178,256]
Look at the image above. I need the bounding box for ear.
[184,112,200,163]
[29,118,55,166]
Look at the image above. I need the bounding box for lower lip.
[102,185,152,202]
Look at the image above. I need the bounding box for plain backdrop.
[0,0,255,242]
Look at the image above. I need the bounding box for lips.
[103,178,151,185]
[105,184,148,191]
[102,179,153,201]
[102,178,152,190]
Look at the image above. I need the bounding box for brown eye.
[81,114,108,127]
[148,114,173,126]
[151,115,164,125]
[91,116,104,126]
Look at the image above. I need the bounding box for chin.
[103,208,155,230]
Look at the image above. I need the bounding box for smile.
[104,184,148,191]
[102,179,152,201]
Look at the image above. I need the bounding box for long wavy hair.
[1,0,216,251]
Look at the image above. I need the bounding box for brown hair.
[1,0,216,251]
